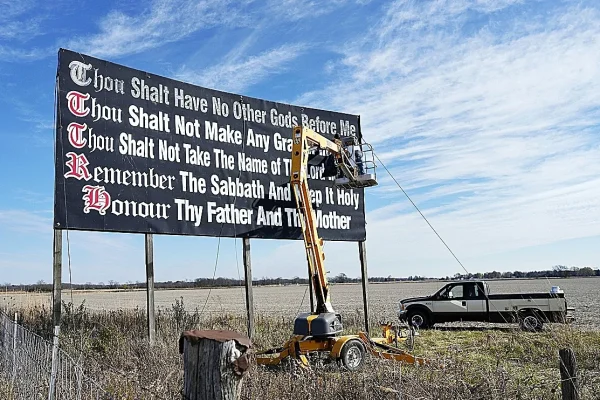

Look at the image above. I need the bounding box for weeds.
[4,301,600,400]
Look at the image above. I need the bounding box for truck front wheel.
[407,309,432,329]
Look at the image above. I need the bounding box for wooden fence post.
[180,330,252,400]
[559,348,578,400]
[11,312,17,385]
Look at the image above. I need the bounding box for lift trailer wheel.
[339,339,366,371]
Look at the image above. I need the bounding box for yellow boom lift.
[255,126,426,371]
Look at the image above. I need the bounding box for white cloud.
[64,0,354,63]
[176,43,308,93]
[0,0,54,61]
[376,0,527,35]
[61,0,355,94]
[265,0,348,21]
[0,210,51,234]
[66,0,251,58]
[12,189,53,205]
[0,0,38,36]
[0,0,35,18]
[0,20,43,41]
[0,208,143,283]
[0,45,50,62]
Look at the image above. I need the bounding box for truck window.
[475,283,486,298]
[439,284,464,299]
[465,283,485,299]
[449,284,464,299]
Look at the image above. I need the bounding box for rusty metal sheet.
[179,329,252,354]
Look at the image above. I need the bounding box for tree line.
[443,265,599,281]
[4,265,598,293]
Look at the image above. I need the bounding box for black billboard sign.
[54,48,366,241]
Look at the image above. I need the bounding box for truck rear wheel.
[407,309,432,329]
[519,311,544,332]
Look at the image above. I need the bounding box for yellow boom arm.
[290,126,343,314]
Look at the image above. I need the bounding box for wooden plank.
[145,233,156,345]
[242,238,254,339]
[358,240,370,334]
[559,348,579,400]
[181,335,248,400]
[182,339,200,399]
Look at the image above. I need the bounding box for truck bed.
[487,292,565,300]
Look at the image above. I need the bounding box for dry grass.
[4,298,600,400]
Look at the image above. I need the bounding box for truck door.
[432,283,468,323]
[464,282,486,321]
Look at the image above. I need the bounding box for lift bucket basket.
[334,141,378,189]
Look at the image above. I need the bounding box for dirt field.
[1,277,598,329]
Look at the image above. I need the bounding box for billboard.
[54,48,366,241]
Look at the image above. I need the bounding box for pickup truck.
[397,280,575,331]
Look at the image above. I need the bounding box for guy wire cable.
[371,150,513,325]
[199,97,248,317]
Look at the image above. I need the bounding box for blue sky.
[1,0,599,285]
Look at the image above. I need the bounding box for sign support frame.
[49,228,62,400]
[358,240,370,334]
[242,237,254,339]
[145,233,156,345]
